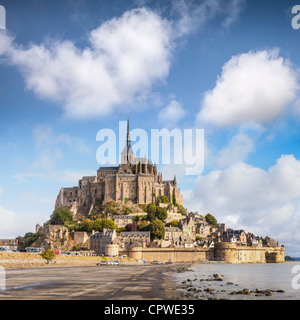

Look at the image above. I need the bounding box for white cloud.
[215,132,255,168]
[0,8,173,119]
[0,205,49,238]
[184,154,300,255]
[197,50,298,127]
[172,0,246,36]
[0,3,246,120]
[158,100,186,126]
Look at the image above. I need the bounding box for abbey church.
[55,120,183,218]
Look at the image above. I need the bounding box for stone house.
[90,229,116,255]
[118,231,150,248]
[0,239,18,250]
[180,235,196,248]
[247,233,262,247]
[164,227,182,246]
[223,229,247,246]
[187,212,203,220]
[179,217,196,240]
[113,215,134,228]
[195,222,211,238]
[71,231,90,247]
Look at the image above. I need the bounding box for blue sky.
[1,0,300,255]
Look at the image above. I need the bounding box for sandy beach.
[0,252,183,300]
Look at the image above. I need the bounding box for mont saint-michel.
[1,120,284,265]
[55,120,183,219]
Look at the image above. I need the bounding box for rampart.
[119,242,285,263]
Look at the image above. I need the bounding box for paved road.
[0,264,177,300]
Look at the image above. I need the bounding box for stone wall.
[121,247,214,262]
[72,231,90,246]
[213,242,285,263]
[118,242,285,264]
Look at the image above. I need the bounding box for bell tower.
[121,116,135,165]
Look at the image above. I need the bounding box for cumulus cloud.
[0,8,173,119]
[0,2,246,120]
[197,50,298,127]
[158,100,186,126]
[184,154,300,254]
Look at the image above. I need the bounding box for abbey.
[55,120,183,218]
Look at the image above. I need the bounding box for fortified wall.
[213,242,285,263]
[119,242,285,263]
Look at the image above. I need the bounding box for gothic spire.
[127,115,131,162]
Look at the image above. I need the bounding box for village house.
[164,227,182,246]
[118,231,150,248]
[179,217,196,240]
[90,229,116,255]
[180,235,196,248]
[195,221,211,238]
[0,239,18,250]
[113,215,134,228]
[222,229,247,246]
[247,233,262,247]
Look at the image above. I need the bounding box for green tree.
[146,203,157,222]
[138,221,149,231]
[66,223,81,231]
[157,195,169,204]
[172,194,178,206]
[17,232,41,249]
[155,207,168,221]
[205,213,217,227]
[93,218,117,231]
[40,249,56,265]
[132,215,140,223]
[51,207,73,225]
[178,205,187,215]
[81,219,94,232]
[122,206,132,215]
[102,218,117,230]
[149,219,165,240]
[93,218,102,231]
[170,219,180,228]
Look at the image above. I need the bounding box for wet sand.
[0,264,182,300]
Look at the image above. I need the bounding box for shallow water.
[173,262,300,300]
